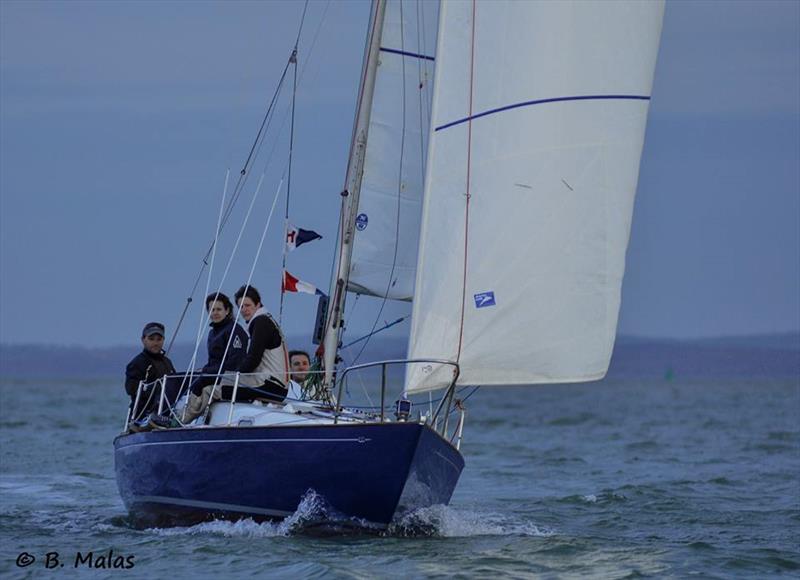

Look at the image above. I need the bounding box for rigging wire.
[457,385,481,407]
[168,2,311,353]
[254,0,332,325]
[167,63,288,353]
[340,315,406,350]
[279,46,300,324]
[229,1,307,215]
[170,172,271,420]
[215,170,287,380]
[170,0,329,380]
[297,0,332,87]
[167,171,287,429]
[168,61,291,354]
[184,170,231,385]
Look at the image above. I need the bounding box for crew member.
[124,322,176,430]
[234,285,289,401]
[289,350,311,384]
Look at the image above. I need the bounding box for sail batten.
[405,0,665,393]
[379,47,435,62]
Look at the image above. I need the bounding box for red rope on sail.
[456,0,477,363]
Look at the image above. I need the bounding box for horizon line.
[1,331,799,351]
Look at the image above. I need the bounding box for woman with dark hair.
[187,292,249,401]
[184,285,290,423]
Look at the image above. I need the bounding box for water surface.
[1,355,798,578]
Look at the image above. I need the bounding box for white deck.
[200,399,379,428]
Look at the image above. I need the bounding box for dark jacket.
[124,349,176,398]
[203,316,249,376]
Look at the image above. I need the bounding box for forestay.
[406,0,665,392]
[347,0,439,301]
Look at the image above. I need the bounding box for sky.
[0,0,798,349]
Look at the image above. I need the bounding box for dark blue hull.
[114,422,464,528]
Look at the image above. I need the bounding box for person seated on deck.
[287,349,311,400]
[186,291,249,399]
[183,285,289,423]
[124,322,177,431]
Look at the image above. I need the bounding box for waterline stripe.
[380,47,435,61]
[134,495,293,517]
[118,437,370,450]
[435,94,651,131]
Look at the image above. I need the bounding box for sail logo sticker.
[356,213,368,231]
[473,291,496,308]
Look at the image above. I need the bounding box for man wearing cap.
[125,322,177,429]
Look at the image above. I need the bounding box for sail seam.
[435,94,651,131]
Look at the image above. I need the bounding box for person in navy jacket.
[188,292,249,396]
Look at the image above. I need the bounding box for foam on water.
[390,504,554,538]
[150,517,289,539]
[140,491,553,540]
[145,490,376,538]
[551,491,629,506]
[578,492,627,504]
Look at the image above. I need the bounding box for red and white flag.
[283,270,325,296]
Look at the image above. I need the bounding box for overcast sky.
[1,0,798,349]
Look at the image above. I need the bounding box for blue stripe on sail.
[435,94,651,132]
[379,47,435,61]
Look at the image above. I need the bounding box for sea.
[0,337,798,579]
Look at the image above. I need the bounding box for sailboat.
[114,0,664,529]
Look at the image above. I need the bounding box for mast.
[323,0,388,390]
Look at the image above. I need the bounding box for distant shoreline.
[1,333,797,379]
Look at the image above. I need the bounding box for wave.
[547,412,598,426]
[146,491,365,538]
[557,492,628,505]
[389,504,554,538]
[141,491,553,539]
[0,475,83,504]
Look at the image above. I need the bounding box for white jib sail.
[406,0,665,392]
[347,0,439,301]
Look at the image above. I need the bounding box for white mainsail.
[347,0,439,301]
[406,0,665,392]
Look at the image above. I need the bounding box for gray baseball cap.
[141,322,166,338]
